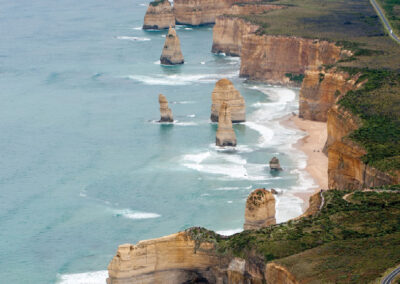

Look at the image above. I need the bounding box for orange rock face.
[244,188,276,230]
[240,35,342,85]
[299,69,357,122]
[265,263,299,284]
[143,0,175,30]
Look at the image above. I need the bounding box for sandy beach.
[282,114,328,209]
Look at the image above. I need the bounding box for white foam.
[216,228,243,236]
[154,60,161,65]
[127,71,238,86]
[200,61,206,65]
[184,27,193,30]
[244,122,274,147]
[114,209,161,220]
[171,101,195,104]
[57,270,108,284]
[116,36,150,41]
[139,3,147,6]
[187,114,196,118]
[184,152,211,163]
[227,201,233,203]
[132,26,142,30]
[214,187,242,191]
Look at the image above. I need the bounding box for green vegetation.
[285,73,305,83]
[186,189,400,283]
[338,68,400,173]
[376,0,400,34]
[149,0,167,7]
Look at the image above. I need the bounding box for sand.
[282,114,328,209]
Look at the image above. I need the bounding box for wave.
[127,71,238,86]
[216,228,243,236]
[171,101,195,104]
[149,120,198,126]
[116,36,150,41]
[132,26,142,30]
[57,270,108,284]
[244,122,274,147]
[113,209,161,220]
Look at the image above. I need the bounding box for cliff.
[240,34,343,85]
[211,78,245,123]
[143,0,175,30]
[160,27,184,65]
[299,69,357,122]
[244,188,276,230]
[158,94,173,122]
[216,102,237,147]
[327,104,400,189]
[265,263,299,284]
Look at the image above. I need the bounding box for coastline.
[281,114,328,210]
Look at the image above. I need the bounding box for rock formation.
[240,34,343,85]
[269,157,283,171]
[107,231,222,284]
[244,188,276,230]
[211,78,245,123]
[158,94,173,122]
[265,263,299,284]
[143,0,175,30]
[299,69,357,122]
[160,27,184,65]
[216,102,237,147]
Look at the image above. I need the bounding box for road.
[370,0,400,44]
[381,265,400,284]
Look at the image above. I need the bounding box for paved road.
[370,0,400,44]
[381,265,400,284]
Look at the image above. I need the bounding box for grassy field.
[187,188,400,283]
[376,0,400,34]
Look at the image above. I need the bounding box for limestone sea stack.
[160,27,184,65]
[216,102,236,147]
[269,157,283,171]
[143,0,175,30]
[158,94,173,122]
[211,78,245,123]
[244,188,276,230]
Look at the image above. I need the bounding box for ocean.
[0,0,316,283]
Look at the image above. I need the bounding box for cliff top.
[216,78,234,87]
[186,186,400,283]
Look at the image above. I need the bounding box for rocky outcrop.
[216,102,237,147]
[160,27,184,65]
[244,188,276,230]
[269,157,282,171]
[211,78,245,123]
[107,231,221,284]
[265,263,299,284]
[299,69,357,122]
[327,104,400,189]
[158,94,173,122]
[143,0,175,30]
[240,35,343,85]
[212,16,259,56]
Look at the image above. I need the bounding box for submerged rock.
[158,94,173,122]
[160,27,184,65]
[269,157,283,171]
[211,78,245,123]
[143,0,175,30]
[216,102,236,147]
[244,188,276,230]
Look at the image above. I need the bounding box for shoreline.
[281,114,328,211]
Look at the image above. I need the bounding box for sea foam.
[57,270,108,284]
[113,209,161,220]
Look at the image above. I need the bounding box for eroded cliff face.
[265,263,299,284]
[244,188,276,230]
[299,69,357,122]
[143,0,175,30]
[240,35,342,85]
[327,104,400,189]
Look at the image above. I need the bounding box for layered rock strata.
[160,27,184,65]
[211,78,245,123]
[299,69,357,122]
[158,94,173,122]
[327,104,400,189]
[143,0,175,30]
[216,102,237,147]
[244,188,276,230]
[240,35,343,85]
[269,157,282,171]
[107,232,221,284]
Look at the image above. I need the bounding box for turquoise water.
[0,0,315,283]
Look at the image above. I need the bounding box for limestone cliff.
[265,263,299,284]
[212,16,259,56]
[244,188,276,230]
[158,94,173,122]
[160,27,184,65]
[299,69,357,122]
[211,78,245,123]
[143,0,175,30]
[240,35,342,85]
[327,104,400,189]
[216,102,237,147]
[107,231,221,284]
[269,157,282,171]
